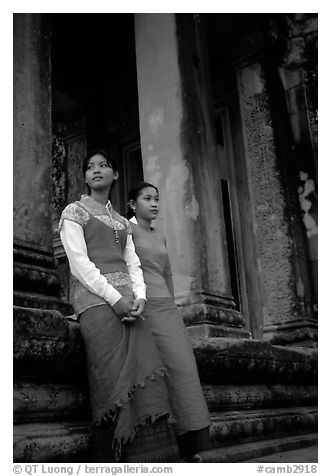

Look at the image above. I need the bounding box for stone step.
[14,405,317,462]
[14,421,90,462]
[14,380,317,423]
[193,337,317,385]
[209,406,317,445]
[198,432,318,462]
[14,381,89,422]
[14,309,317,387]
[246,443,318,462]
[14,290,73,315]
[14,419,318,464]
[203,384,317,411]
[14,306,85,380]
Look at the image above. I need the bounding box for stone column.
[52,117,87,303]
[13,16,88,462]
[277,14,318,319]
[134,13,249,338]
[235,51,317,345]
[13,13,71,315]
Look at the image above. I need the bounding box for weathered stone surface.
[13,291,73,316]
[238,70,302,326]
[14,382,89,422]
[193,338,317,384]
[209,406,317,445]
[203,384,317,411]
[264,321,318,347]
[199,433,317,463]
[13,307,85,381]
[13,220,73,315]
[14,262,62,296]
[180,303,246,328]
[278,14,318,319]
[14,14,53,249]
[13,408,316,462]
[135,14,245,337]
[188,324,250,339]
[14,307,317,385]
[14,422,90,462]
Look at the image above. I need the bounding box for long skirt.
[143,297,211,436]
[79,286,177,462]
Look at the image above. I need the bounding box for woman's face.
[133,187,159,221]
[85,154,118,192]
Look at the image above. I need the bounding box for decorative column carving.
[277,13,318,318]
[52,117,87,304]
[232,19,317,345]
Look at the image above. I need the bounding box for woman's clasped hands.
[112,297,146,324]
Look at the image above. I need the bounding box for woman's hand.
[112,297,136,324]
[130,298,146,319]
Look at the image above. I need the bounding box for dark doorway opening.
[51,13,143,214]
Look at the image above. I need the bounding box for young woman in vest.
[59,151,176,462]
[127,181,212,462]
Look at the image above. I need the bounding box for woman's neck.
[136,216,153,231]
[90,190,110,205]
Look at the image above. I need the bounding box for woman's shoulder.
[155,228,168,246]
[59,201,90,230]
[111,209,132,232]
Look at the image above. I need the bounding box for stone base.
[14,421,90,462]
[13,306,85,381]
[192,337,317,385]
[198,433,318,463]
[210,406,317,445]
[202,384,317,411]
[179,301,248,338]
[263,319,318,347]
[14,291,73,316]
[14,238,73,315]
[13,317,318,463]
[187,323,251,339]
[14,381,89,422]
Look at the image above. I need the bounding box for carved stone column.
[277,13,318,320]
[13,16,90,462]
[13,14,71,315]
[233,27,317,345]
[52,117,87,304]
[134,13,249,338]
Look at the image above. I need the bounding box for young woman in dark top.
[59,152,176,462]
[128,181,212,462]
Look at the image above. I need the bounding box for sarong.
[143,297,211,435]
[79,285,174,461]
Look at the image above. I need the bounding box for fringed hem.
[91,368,174,461]
[113,411,173,461]
[112,367,169,412]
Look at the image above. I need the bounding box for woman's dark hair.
[82,148,119,176]
[127,181,159,219]
[83,148,119,196]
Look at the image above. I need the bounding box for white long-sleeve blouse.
[60,218,146,308]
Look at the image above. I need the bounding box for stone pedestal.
[134,13,250,338]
